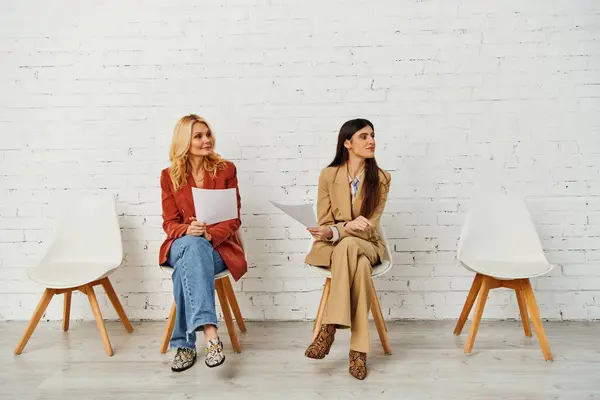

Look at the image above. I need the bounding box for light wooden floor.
[1,320,599,399]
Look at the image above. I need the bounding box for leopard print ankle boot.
[304,324,336,359]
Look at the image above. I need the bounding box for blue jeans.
[167,235,227,349]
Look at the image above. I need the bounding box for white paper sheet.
[270,201,317,227]
[192,187,238,225]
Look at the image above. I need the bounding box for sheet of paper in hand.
[270,201,317,228]
[192,187,238,225]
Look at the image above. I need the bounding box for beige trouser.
[322,236,379,353]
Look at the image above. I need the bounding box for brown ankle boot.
[305,324,336,359]
[349,350,367,380]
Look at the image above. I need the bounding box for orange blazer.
[158,161,247,281]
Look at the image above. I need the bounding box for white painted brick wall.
[1,0,600,322]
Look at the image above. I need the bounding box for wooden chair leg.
[216,279,241,353]
[160,301,177,354]
[86,284,113,356]
[101,277,133,333]
[454,273,483,335]
[464,275,491,354]
[14,288,55,355]
[222,277,246,333]
[521,279,553,361]
[63,291,72,332]
[515,288,532,337]
[313,278,331,340]
[370,279,392,355]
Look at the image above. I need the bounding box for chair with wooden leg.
[14,193,133,357]
[453,191,554,361]
[307,222,393,355]
[159,232,247,354]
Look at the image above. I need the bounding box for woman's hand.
[307,226,333,241]
[344,216,373,233]
[186,217,206,236]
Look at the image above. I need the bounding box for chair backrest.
[41,192,123,267]
[378,222,393,265]
[457,192,547,264]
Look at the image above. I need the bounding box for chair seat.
[459,259,554,280]
[28,262,119,289]
[307,260,391,279]
[159,264,232,280]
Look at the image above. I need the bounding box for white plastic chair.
[306,219,394,355]
[159,230,247,354]
[453,192,554,361]
[15,193,133,357]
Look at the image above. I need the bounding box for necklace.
[192,170,205,187]
[347,164,364,180]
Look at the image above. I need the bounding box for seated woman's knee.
[332,237,362,256]
[179,235,211,249]
[338,236,362,249]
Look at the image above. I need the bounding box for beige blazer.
[305,165,392,267]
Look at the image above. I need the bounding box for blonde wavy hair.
[169,114,228,191]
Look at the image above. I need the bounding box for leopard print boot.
[304,324,336,359]
[349,350,367,380]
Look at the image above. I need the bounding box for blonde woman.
[159,115,246,372]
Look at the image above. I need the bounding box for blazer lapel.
[186,173,196,189]
[178,173,196,219]
[333,166,352,221]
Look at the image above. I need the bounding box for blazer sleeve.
[161,170,189,239]
[206,163,242,247]
[316,168,337,228]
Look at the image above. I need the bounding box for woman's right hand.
[344,216,373,232]
[186,217,206,236]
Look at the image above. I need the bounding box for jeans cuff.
[189,319,218,334]
[169,341,195,350]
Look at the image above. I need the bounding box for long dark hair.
[328,118,388,218]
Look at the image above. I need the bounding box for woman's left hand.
[190,217,213,242]
[307,226,333,241]
[187,217,207,236]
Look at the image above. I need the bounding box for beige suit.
[306,165,391,353]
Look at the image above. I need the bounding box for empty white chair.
[307,218,394,355]
[454,191,553,360]
[159,230,247,354]
[15,192,133,356]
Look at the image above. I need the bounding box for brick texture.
[1,0,600,321]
